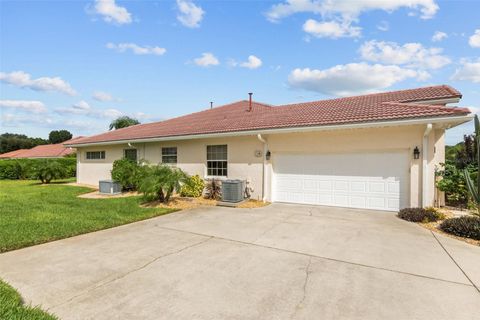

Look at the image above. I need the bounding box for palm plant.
[109,116,140,130]
[34,160,67,184]
[138,164,188,203]
[464,114,480,216]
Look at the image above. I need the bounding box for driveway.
[0,204,479,319]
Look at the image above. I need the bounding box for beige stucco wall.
[76,124,445,207]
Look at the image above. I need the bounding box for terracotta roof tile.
[68,85,470,146]
[0,137,83,158]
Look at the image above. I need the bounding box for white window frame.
[206,144,228,177]
[161,147,177,164]
[85,151,105,160]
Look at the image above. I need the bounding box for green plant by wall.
[180,175,205,197]
[204,179,221,200]
[440,216,480,240]
[464,114,480,216]
[111,158,141,191]
[138,164,188,203]
[436,162,470,208]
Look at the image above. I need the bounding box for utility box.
[221,180,245,202]
[99,180,122,195]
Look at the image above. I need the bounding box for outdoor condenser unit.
[99,180,122,195]
[221,179,245,202]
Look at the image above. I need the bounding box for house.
[66,85,472,211]
[0,137,83,159]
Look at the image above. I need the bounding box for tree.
[49,130,73,144]
[0,133,48,154]
[138,164,188,203]
[109,116,140,130]
[464,115,480,216]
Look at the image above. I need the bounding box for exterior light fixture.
[266,150,271,160]
[413,146,420,160]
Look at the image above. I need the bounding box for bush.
[138,164,188,203]
[398,207,443,223]
[0,158,76,180]
[111,158,140,191]
[33,159,68,184]
[440,216,480,240]
[180,175,205,197]
[204,179,221,200]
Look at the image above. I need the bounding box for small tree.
[464,115,480,216]
[138,164,188,203]
[111,158,140,191]
[34,160,67,184]
[109,116,140,130]
[49,130,73,144]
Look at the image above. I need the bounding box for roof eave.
[66,113,473,148]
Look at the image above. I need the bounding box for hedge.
[0,158,76,180]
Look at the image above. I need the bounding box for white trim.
[412,97,461,105]
[66,114,473,147]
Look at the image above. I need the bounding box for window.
[207,145,227,176]
[162,147,177,164]
[124,149,137,161]
[86,151,105,160]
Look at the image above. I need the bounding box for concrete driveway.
[0,204,479,320]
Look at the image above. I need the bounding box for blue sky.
[1,0,479,145]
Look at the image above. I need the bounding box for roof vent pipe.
[210,101,213,109]
[248,92,253,112]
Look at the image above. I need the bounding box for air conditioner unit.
[221,179,245,203]
[99,180,122,195]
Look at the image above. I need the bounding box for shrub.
[398,207,443,223]
[33,159,67,184]
[111,158,140,191]
[436,162,470,208]
[180,175,205,197]
[204,179,221,200]
[0,158,76,180]
[138,164,188,203]
[440,216,480,240]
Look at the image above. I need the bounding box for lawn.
[0,180,176,252]
[0,279,57,320]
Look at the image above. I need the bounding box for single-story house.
[66,85,472,211]
[0,137,83,159]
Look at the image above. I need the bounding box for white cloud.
[193,53,219,67]
[0,100,47,113]
[303,19,361,38]
[93,0,132,25]
[93,91,116,102]
[359,40,450,69]
[376,20,389,32]
[0,71,76,96]
[106,43,166,55]
[452,59,480,83]
[239,55,263,69]
[288,63,423,97]
[176,0,204,28]
[1,113,54,127]
[266,0,439,21]
[469,29,480,48]
[55,100,125,119]
[432,31,447,42]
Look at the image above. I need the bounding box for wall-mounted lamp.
[265,150,271,160]
[413,146,420,160]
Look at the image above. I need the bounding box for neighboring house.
[0,137,84,159]
[66,86,472,211]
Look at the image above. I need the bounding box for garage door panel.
[273,152,408,211]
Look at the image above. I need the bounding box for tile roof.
[0,137,83,159]
[68,85,470,146]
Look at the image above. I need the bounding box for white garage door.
[272,152,409,211]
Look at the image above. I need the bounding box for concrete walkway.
[0,204,479,319]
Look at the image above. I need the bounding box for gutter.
[65,114,473,147]
[422,124,433,207]
[257,134,268,202]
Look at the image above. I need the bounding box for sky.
[0,0,479,145]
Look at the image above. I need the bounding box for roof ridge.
[276,84,461,108]
[381,101,471,113]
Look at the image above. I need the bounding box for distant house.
[0,137,84,159]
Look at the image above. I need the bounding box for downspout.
[422,124,433,207]
[257,134,267,202]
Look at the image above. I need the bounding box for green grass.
[0,279,57,320]
[0,180,176,253]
